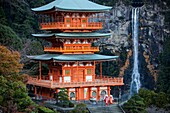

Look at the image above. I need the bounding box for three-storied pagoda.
[27,0,124,101]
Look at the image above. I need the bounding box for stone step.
[88,105,124,113]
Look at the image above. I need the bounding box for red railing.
[27,76,124,88]
[40,22,102,30]
[44,46,99,53]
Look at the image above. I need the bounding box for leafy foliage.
[0,46,35,112]
[0,46,56,112]
[0,75,36,112]
[70,103,88,113]
[123,94,147,113]
[55,88,70,107]
[38,106,55,113]
[157,37,170,95]
[0,7,7,25]
[138,89,157,106]
[0,46,23,76]
[124,88,170,112]
[0,24,23,50]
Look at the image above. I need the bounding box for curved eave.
[31,0,112,13]
[27,54,118,62]
[56,33,112,37]
[32,33,111,39]
[32,7,112,13]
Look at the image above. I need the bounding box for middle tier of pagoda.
[33,32,111,54]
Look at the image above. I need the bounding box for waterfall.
[130,8,141,97]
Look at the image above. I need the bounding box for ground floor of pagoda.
[28,85,118,101]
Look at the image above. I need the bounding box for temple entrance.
[92,91,97,98]
[100,90,107,99]
[78,69,85,82]
[70,92,75,100]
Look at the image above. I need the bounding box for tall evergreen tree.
[157,37,170,94]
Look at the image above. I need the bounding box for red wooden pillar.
[34,86,37,99]
[97,87,100,101]
[67,88,70,100]
[93,61,96,80]
[88,87,92,98]
[76,61,79,81]
[75,88,79,100]
[62,66,64,83]
[71,65,74,82]
[39,61,42,80]
[100,62,102,79]
[107,86,110,96]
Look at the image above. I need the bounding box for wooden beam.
[97,87,100,101]
[39,61,42,80]
[34,86,37,99]
[76,61,78,80]
[100,62,102,79]
[107,86,110,96]
[93,61,96,81]
[62,66,64,83]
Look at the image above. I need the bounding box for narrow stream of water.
[130,8,141,97]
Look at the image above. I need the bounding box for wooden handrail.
[27,76,124,88]
[44,46,99,53]
[40,22,102,30]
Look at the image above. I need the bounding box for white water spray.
[130,8,141,96]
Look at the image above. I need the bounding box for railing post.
[50,75,53,88]
[100,62,102,79]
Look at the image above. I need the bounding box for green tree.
[0,75,36,112]
[71,103,88,113]
[157,37,170,95]
[123,94,147,113]
[139,88,169,108]
[0,46,56,112]
[0,24,23,50]
[155,92,169,108]
[55,88,70,107]
[0,46,23,76]
[138,88,157,106]
[0,46,35,112]
[0,7,7,25]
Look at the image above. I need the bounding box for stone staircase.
[88,105,124,113]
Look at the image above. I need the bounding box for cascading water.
[130,8,141,97]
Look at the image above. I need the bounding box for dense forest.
[0,0,170,112]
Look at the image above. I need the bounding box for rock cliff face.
[98,2,169,90]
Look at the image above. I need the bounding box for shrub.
[38,106,54,113]
[69,102,74,108]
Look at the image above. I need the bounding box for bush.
[123,94,147,113]
[38,106,54,113]
[72,103,89,113]
[69,102,74,108]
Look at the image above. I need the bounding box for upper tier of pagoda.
[32,0,112,32]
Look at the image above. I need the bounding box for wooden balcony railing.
[27,76,124,88]
[44,46,99,53]
[40,22,102,30]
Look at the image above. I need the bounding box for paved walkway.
[85,101,124,113]
[87,105,124,113]
[34,99,125,113]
